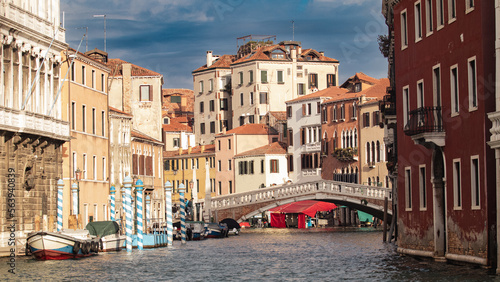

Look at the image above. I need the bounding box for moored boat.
[204,222,228,238]
[86,221,125,252]
[186,221,206,241]
[26,231,99,260]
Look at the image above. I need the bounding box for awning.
[269,200,337,218]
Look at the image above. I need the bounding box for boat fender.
[82,242,90,254]
[90,241,97,253]
[25,242,32,256]
[73,241,81,254]
[99,238,103,251]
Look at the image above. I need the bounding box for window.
[317,102,321,115]
[240,93,244,106]
[82,105,86,132]
[239,116,245,126]
[415,2,422,41]
[401,10,408,48]
[270,159,279,173]
[220,98,228,110]
[210,122,215,134]
[239,72,243,85]
[298,83,305,95]
[405,167,412,210]
[218,181,221,195]
[200,101,204,113]
[92,70,95,88]
[287,106,292,118]
[249,160,254,174]
[327,74,336,86]
[277,70,284,84]
[261,70,268,83]
[220,120,228,131]
[288,129,293,146]
[433,65,442,109]
[82,66,86,85]
[173,138,180,148]
[271,49,285,59]
[199,81,204,93]
[309,73,318,89]
[71,102,76,130]
[450,65,459,115]
[209,79,214,92]
[71,64,75,81]
[351,103,357,119]
[322,106,328,122]
[261,160,265,173]
[288,155,294,172]
[249,70,253,83]
[238,161,248,175]
[417,80,424,108]
[449,0,456,21]
[333,105,337,121]
[453,159,462,208]
[200,123,205,134]
[171,96,181,103]
[228,139,231,149]
[101,74,105,91]
[259,92,268,104]
[419,165,426,209]
[229,181,233,194]
[471,156,480,208]
[229,160,232,171]
[92,108,96,135]
[209,100,215,112]
[437,0,445,28]
[302,103,312,116]
[250,92,254,105]
[249,115,255,124]
[403,86,410,126]
[101,111,105,136]
[373,111,380,126]
[340,103,345,120]
[72,152,77,178]
[218,160,221,171]
[140,85,152,101]
[83,154,88,179]
[426,0,433,34]
[93,155,97,180]
[468,57,477,110]
[466,0,474,12]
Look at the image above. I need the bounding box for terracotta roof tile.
[162,88,195,113]
[131,129,162,144]
[234,142,287,157]
[107,58,162,77]
[323,78,389,104]
[221,123,278,136]
[162,120,193,132]
[269,111,287,121]
[287,87,349,103]
[163,144,216,157]
[231,44,338,65]
[109,106,133,117]
[193,54,237,73]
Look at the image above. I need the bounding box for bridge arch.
[238,193,392,223]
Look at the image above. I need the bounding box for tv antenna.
[291,20,295,41]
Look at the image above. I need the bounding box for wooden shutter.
[146,156,153,176]
[139,155,145,175]
[132,154,138,175]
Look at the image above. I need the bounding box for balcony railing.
[404,106,444,136]
[333,147,358,162]
[379,94,396,116]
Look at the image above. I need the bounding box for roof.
[67,48,110,70]
[163,144,216,158]
[109,106,133,117]
[192,54,237,73]
[162,121,193,133]
[322,77,389,105]
[269,111,287,121]
[107,58,162,77]
[234,142,287,158]
[221,123,278,136]
[231,44,338,66]
[286,87,349,103]
[340,72,381,88]
[131,129,162,144]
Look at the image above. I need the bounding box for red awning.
[269,200,337,218]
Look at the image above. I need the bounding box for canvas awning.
[269,200,337,218]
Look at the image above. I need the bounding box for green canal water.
[1,228,499,281]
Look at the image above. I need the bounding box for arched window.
[371,141,376,164]
[333,131,337,150]
[354,128,358,148]
[368,178,372,186]
[342,130,346,148]
[366,142,371,163]
[349,130,353,148]
[376,141,381,162]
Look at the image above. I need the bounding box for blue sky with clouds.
[61,0,388,89]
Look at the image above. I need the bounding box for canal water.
[2,228,500,281]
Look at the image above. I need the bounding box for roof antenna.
[291,20,295,41]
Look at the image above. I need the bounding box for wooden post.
[383,196,388,242]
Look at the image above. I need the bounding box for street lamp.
[93,14,106,52]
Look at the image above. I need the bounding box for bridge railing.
[211,180,392,210]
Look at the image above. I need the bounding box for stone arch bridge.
[209,180,393,223]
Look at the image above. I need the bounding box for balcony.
[379,94,396,117]
[404,106,445,147]
[332,147,358,162]
[301,142,321,153]
[0,106,70,141]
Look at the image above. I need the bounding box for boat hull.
[101,235,126,252]
[27,232,98,260]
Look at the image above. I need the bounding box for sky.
[60,0,388,90]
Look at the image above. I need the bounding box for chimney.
[206,51,213,67]
[291,49,297,62]
[122,63,132,114]
[178,147,183,155]
[222,127,226,134]
[187,146,192,154]
[319,51,324,56]
[201,145,205,153]
[298,46,302,55]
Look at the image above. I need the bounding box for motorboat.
[204,222,228,238]
[186,221,206,240]
[26,231,99,260]
[86,221,125,252]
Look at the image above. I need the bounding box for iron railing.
[404,106,444,136]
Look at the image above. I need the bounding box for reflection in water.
[2,228,499,281]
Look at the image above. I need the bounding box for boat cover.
[86,221,120,237]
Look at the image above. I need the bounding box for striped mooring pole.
[57,179,64,231]
[135,179,144,250]
[71,182,78,215]
[178,183,186,244]
[164,181,173,246]
[124,175,133,252]
[110,185,116,221]
[145,195,151,231]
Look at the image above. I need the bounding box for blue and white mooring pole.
[178,183,186,244]
[110,185,116,221]
[57,179,64,231]
[124,175,133,252]
[135,179,144,250]
[164,181,173,246]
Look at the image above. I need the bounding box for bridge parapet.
[211,180,392,210]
